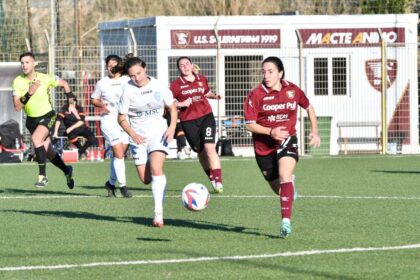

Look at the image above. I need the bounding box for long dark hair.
[262,56,285,80]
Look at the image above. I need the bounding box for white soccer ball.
[181,183,210,211]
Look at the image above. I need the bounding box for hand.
[28,80,41,95]
[131,133,147,145]
[163,127,175,145]
[101,102,110,114]
[214,93,222,100]
[178,97,192,108]
[308,132,321,148]
[270,126,289,142]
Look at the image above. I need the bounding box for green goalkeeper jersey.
[12,72,59,117]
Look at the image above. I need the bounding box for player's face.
[178,59,193,76]
[20,56,36,76]
[262,62,283,90]
[128,64,148,87]
[106,60,118,78]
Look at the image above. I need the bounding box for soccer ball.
[181,183,210,211]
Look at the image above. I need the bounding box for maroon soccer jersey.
[243,80,310,156]
[170,74,213,122]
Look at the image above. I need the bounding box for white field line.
[1,194,420,200]
[1,243,420,272]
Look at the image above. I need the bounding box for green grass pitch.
[1,155,420,279]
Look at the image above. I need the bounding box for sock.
[212,169,222,183]
[280,182,294,219]
[113,157,126,187]
[108,157,117,185]
[50,153,70,174]
[152,175,167,215]
[34,146,47,176]
[204,169,213,182]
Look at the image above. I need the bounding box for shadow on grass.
[4,209,278,238]
[3,188,89,196]
[80,185,150,192]
[372,170,420,174]
[136,237,171,242]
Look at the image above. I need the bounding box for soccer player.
[91,54,132,198]
[243,56,320,238]
[53,94,96,160]
[12,52,75,189]
[118,56,177,227]
[170,56,223,193]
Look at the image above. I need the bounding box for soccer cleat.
[183,146,191,156]
[119,186,133,198]
[152,212,164,228]
[177,151,185,160]
[280,220,292,238]
[292,174,298,201]
[65,166,74,189]
[105,181,116,197]
[213,182,224,194]
[34,176,48,188]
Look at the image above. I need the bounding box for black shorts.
[255,136,299,181]
[67,126,95,142]
[26,111,56,136]
[181,113,216,153]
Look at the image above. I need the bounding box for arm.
[245,123,289,142]
[306,105,321,148]
[13,80,41,111]
[57,79,72,95]
[163,102,177,143]
[204,91,222,100]
[118,113,146,145]
[66,120,84,134]
[91,98,110,113]
[53,119,61,138]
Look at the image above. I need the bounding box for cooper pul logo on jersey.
[365,59,397,92]
[263,102,296,111]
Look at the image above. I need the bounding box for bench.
[337,121,381,155]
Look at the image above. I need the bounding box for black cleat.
[105,181,116,197]
[65,166,74,189]
[119,186,132,198]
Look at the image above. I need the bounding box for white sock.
[152,175,166,215]
[108,157,116,185]
[113,157,126,187]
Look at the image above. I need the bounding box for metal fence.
[1,38,407,156]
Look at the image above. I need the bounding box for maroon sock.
[212,169,222,183]
[279,182,294,219]
[204,169,213,181]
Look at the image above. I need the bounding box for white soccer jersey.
[118,77,174,137]
[92,75,130,120]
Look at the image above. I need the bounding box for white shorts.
[130,130,169,165]
[101,118,130,146]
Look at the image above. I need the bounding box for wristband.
[20,92,31,105]
[269,128,273,137]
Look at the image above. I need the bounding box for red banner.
[297,28,405,48]
[171,29,280,49]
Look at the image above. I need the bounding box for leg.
[45,138,74,189]
[148,151,167,227]
[31,125,50,187]
[202,142,223,193]
[278,156,297,238]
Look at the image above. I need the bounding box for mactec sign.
[297,28,405,47]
